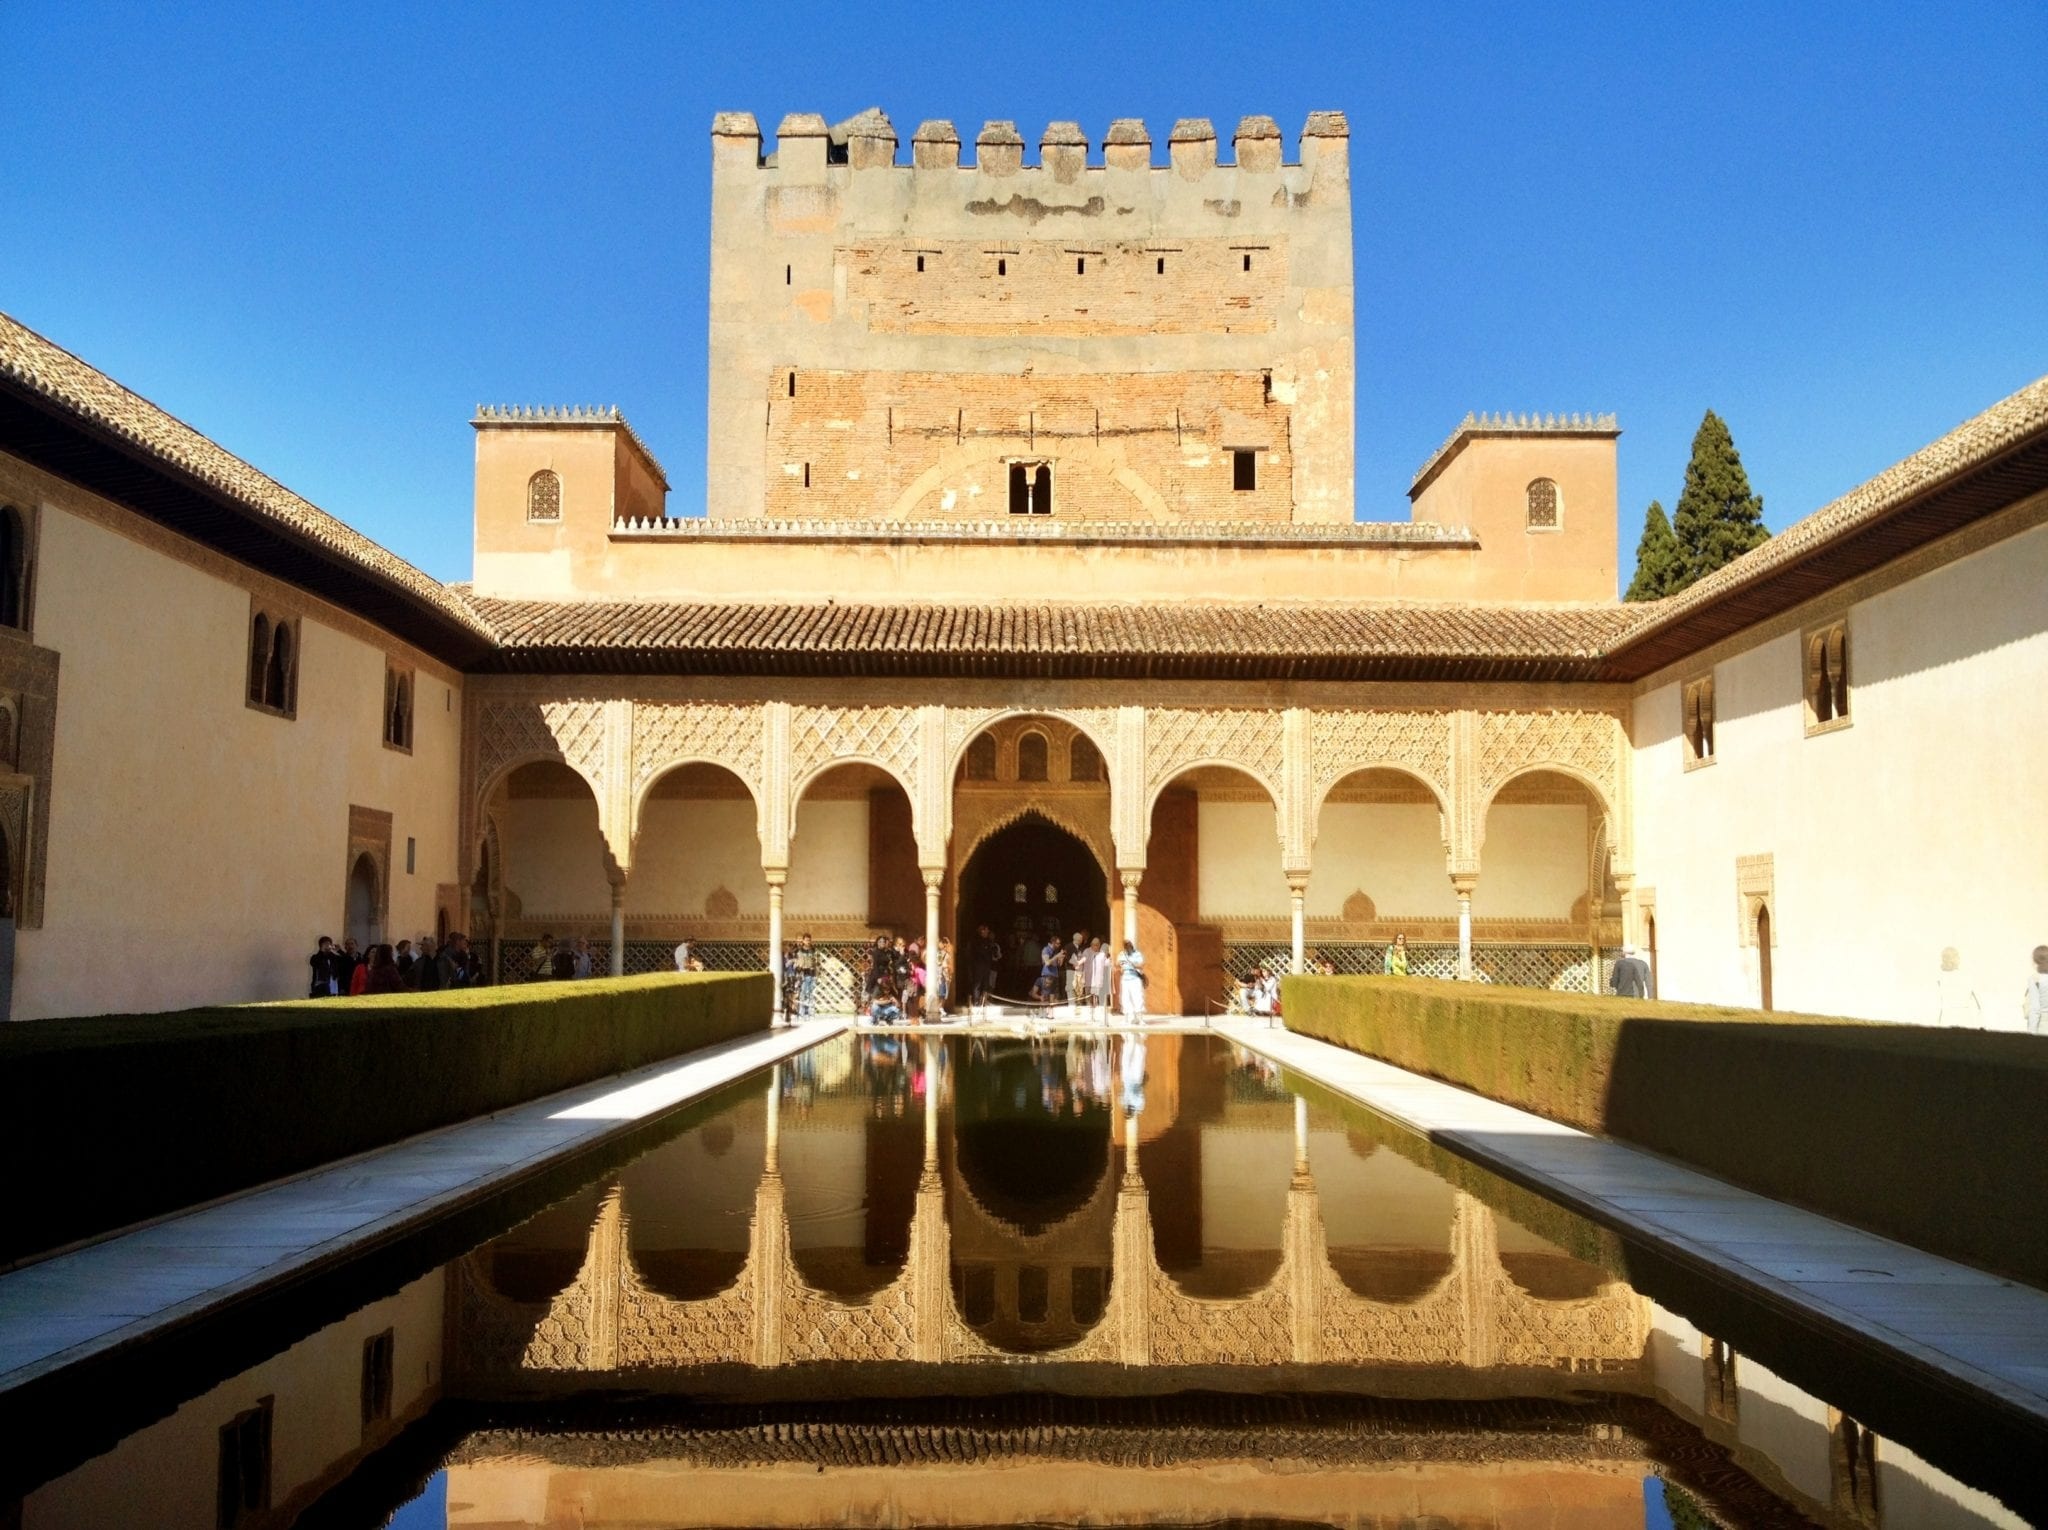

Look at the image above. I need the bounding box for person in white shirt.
[1083,938,1112,1022]
[2024,945,2048,1035]
[673,940,691,973]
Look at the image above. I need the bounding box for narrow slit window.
[787,371,796,397]
[784,264,791,285]
[1232,449,1257,491]
[1156,256,1166,275]
[916,254,925,273]
[802,463,811,489]
[1033,461,1053,516]
[997,257,1007,276]
[1008,461,1028,515]
[1076,256,1085,274]
[1242,252,1252,272]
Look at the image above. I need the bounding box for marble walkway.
[0,1017,845,1395]
[1216,1019,2048,1431]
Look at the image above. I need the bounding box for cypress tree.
[1670,409,1768,586]
[1624,499,1682,601]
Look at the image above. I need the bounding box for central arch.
[955,812,1109,998]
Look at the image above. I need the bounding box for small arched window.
[248,614,271,705]
[1805,622,1849,731]
[964,734,997,781]
[0,505,30,630]
[1526,478,1560,530]
[264,622,294,711]
[527,469,562,523]
[1069,734,1105,782]
[383,665,414,751]
[1017,731,1049,782]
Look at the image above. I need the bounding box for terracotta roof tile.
[0,310,495,644]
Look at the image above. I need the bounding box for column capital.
[1285,872,1310,897]
[1118,867,1144,893]
[920,866,945,891]
[1450,872,1479,899]
[764,867,788,889]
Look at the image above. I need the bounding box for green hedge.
[0,972,771,1264]
[1282,976,2048,1288]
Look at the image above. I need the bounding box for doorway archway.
[956,814,1108,998]
[345,852,382,948]
[1756,904,1774,1011]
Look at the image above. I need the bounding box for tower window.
[526,469,562,523]
[1242,252,1252,272]
[802,463,811,489]
[1232,449,1257,491]
[998,257,1007,276]
[1008,461,1053,515]
[784,264,791,285]
[1527,478,1560,530]
[916,254,925,273]
[1076,256,1086,274]
[1156,256,1165,275]
[788,371,796,397]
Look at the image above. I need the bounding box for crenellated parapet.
[710,107,1349,176]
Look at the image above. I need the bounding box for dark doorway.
[956,814,1108,998]
[1756,904,1773,1012]
[1644,912,1658,1000]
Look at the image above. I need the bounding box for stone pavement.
[0,1018,845,1396]
[1219,1020,2048,1432]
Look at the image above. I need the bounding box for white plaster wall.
[1471,804,1588,920]
[25,1270,442,1529]
[1197,799,1289,917]
[627,798,766,917]
[498,796,611,918]
[787,798,869,916]
[18,501,462,1018]
[1631,515,2048,1021]
[1307,803,1458,917]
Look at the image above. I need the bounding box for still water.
[17,1034,2031,1528]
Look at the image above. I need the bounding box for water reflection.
[449,1034,1639,1381]
[19,1036,2033,1530]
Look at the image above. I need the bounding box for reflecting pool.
[15,1035,2032,1528]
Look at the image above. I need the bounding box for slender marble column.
[765,871,786,1019]
[1452,874,1477,980]
[1287,875,1308,975]
[922,868,942,1015]
[608,880,626,977]
[1119,868,1142,949]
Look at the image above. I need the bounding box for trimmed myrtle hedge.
[1282,976,2048,1288]
[0,972,771,1264]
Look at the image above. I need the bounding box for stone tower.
[706,109,1355,524]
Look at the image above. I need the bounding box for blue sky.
[3,2,2043,588]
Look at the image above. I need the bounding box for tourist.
[1610,944,1652,999]
[2023,946,2048,1035]
[527,933,558,980]
[307,935,347,997]
[416,935,442,992]
[1118,940,1146,1023]
[1934,947,1980,1027]
[394,938,416,983]
[562,938,589,980]
[1066,928,1089,1016]
[934,936,953,1018]
[436,932,470,990]
[1039,934,1067,1006]
[1247,966,1278,1019]
[362,943,407,995]
[792,933,818,1017]
[1084,937,1112,1022]
[864,935,890,1004]
[1383,933,1409,976]
[904,939,926,1021]
[871,973,904,1025]
[673,937,691,973]
[972,923,1002,1008]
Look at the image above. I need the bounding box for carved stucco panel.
[1309,709,1452,807]
[1144,708,1285,798]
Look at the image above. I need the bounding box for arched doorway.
[956,814,1108,997]
[345,852,381,948]
[1756,904,1774,1011]
[1643,912,1659,999]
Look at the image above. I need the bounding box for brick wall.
[765,368,1294,521]
[840,238,1289,337]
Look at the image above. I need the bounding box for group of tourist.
[850,933,953,1023]
[961,925,1148,1022]
[306,932,478,997]
[523,933,595,981]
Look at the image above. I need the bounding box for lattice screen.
[1222,942,1616,999]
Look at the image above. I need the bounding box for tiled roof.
[0,310,496,650]
[465,595,1638,681]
